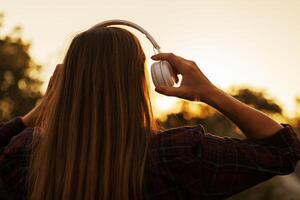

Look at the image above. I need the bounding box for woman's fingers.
[151,53,186,74]
[154,86,192,100]
[155,86,181,97]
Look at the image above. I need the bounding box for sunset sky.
[1,0,300,118]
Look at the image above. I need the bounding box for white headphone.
[91,19,176,87]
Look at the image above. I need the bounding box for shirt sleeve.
[0,117,27,149]
[184,124,300,199]
[0,127,33,199]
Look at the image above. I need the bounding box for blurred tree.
[230,87,282,114]
[291,97,300,181]
[296,96,300,114]
[0,13,42,120]
[159,87,283,137]
[294,96,300,134]
[227,176,300,200]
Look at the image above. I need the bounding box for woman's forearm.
[205,87,283,139]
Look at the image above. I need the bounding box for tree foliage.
[0,14,42,120]
[158,87,284,137]
[231,88,282,114]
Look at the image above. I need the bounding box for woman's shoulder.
[157,124,205,137]
[148,124,206,165]
[145,124,207,198]
[152,124,205,146]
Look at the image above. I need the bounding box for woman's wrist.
[201,86,225,106]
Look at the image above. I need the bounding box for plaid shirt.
[0,117,300,200]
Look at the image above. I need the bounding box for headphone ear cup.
[150,63,159,87]
[151,62,165,87]
[151,61,175,87]
[160,61,175,87]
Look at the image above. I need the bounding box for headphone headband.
[91,19,161,52]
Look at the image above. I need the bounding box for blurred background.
[0,0,300,199]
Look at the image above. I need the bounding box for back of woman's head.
[29,26,156,200]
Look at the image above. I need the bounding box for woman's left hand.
[21,64,63,127]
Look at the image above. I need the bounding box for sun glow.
[4,0,300,119]
[151,94,182,121]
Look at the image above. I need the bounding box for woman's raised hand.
[151,53,217,103]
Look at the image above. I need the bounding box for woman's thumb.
[155,86,182,97]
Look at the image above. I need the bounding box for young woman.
[0,25,299,200]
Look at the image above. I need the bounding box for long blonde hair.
[28,26,156,200]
